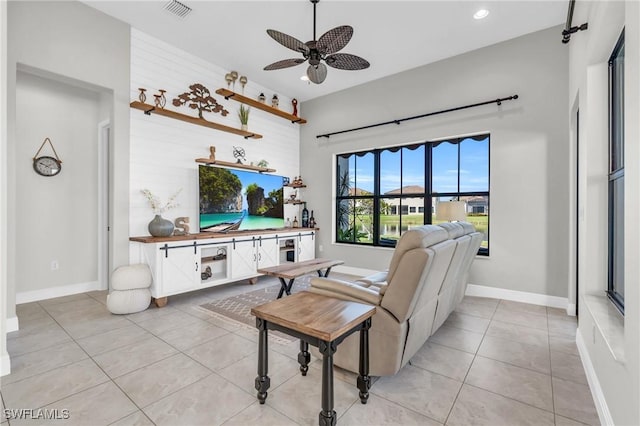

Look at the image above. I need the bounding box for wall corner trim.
[0,351,10,377]
[576,328,614,426]
[16,280,103,305]
[466,283,569,309]
[6,316,18,333]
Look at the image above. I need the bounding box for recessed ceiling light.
[473,9,489,20]
[300,75,309,81]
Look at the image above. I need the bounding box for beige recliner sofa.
[309,222,482,376]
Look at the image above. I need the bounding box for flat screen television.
[198,165,285,232]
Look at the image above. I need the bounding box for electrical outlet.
[51,260,59,271]
[319,244,324,252]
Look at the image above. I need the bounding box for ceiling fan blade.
[325,53,370,70]
[263,58,306,71]
[266,29,310,55]
[307,63,327,84]
[317,25,353,54]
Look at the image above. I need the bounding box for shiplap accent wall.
[129,29,301,258]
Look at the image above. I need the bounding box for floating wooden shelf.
[195,158,276,173]
[215,89,308,124]
[284,183,307,188]
[130,101,263,139]
[285,200,305,205]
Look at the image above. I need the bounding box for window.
[608,30,625,314]
[336,134,490,255]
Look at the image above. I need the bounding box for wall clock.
[33,137,63,177]
[33,156,62,177]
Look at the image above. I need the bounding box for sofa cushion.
[387,225,448,284]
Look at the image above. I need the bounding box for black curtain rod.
[562,0,588,44]
[316,94,519,139]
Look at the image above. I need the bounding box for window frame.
[607,29,625,314]
[335,133,490,255]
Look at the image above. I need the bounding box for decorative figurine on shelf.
[258,93,266,103]
[285,217,291,228]
[292,98,298,117]
[173,217,190,236]
[173,83,229,118]
[289,190,297,201]
[230,71,238,90]
[153,89,167,108]
[309,211,316,228]
[233,146,246,164]
[138,88,147,103]
[209,146,216,161]
[239,75,248,94]
[271,94,279,108]
[292,216,299,228]
[225,73,233,88]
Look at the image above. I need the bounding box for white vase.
[241,124,248,131]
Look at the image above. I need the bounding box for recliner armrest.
[355,271,388,287]
[310,277,383,305]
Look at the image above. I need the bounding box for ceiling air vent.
[164,0,192,18]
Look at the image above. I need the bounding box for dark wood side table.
[251,291,376,426]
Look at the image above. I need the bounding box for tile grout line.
[442,297,499,425]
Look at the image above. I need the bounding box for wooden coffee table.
[251,292,376,426]
[257,258,344,298]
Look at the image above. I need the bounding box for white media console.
[130,228,316,306]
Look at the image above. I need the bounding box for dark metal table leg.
[277,278,287,298]
[255,318,270,404]
[298,340,310,376]
[285,278,295,295]
[318,340,337,426]
[357,318,372,404]
[322,267,333,277]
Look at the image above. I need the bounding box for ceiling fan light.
[473,9,489,20]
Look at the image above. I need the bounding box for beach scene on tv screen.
[199,166,284,231]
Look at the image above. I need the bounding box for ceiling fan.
[263,0,370,84]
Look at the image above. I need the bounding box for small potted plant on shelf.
[238,104,250,131]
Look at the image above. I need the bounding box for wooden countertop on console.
[130,228,318,244]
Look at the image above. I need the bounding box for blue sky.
[348,137,489,194]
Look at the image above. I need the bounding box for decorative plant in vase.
[141,188,182,237]
[238,104,250,131]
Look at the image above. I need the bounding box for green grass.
[347,214,489,247]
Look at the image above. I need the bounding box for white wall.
[1,0,11,377]
[300,26,570,298]
[15,72,100,293]
[6,1,130,318]
[128,30,301,249]
[570,1,640,424]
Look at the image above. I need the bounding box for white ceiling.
[82,0,567,101]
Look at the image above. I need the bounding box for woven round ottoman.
[107,264,152,314]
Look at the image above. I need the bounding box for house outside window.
[336,134,490,255]
[608,29,625,314]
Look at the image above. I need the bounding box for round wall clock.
[33,156,62,177]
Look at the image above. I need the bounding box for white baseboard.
[466,283,569,310]
[6,316,18,332]
[333,265,378,277]
[576,329,612,426]
[0,351,10,377]
[16,281,102,304]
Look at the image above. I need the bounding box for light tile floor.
[1,276,599,425]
